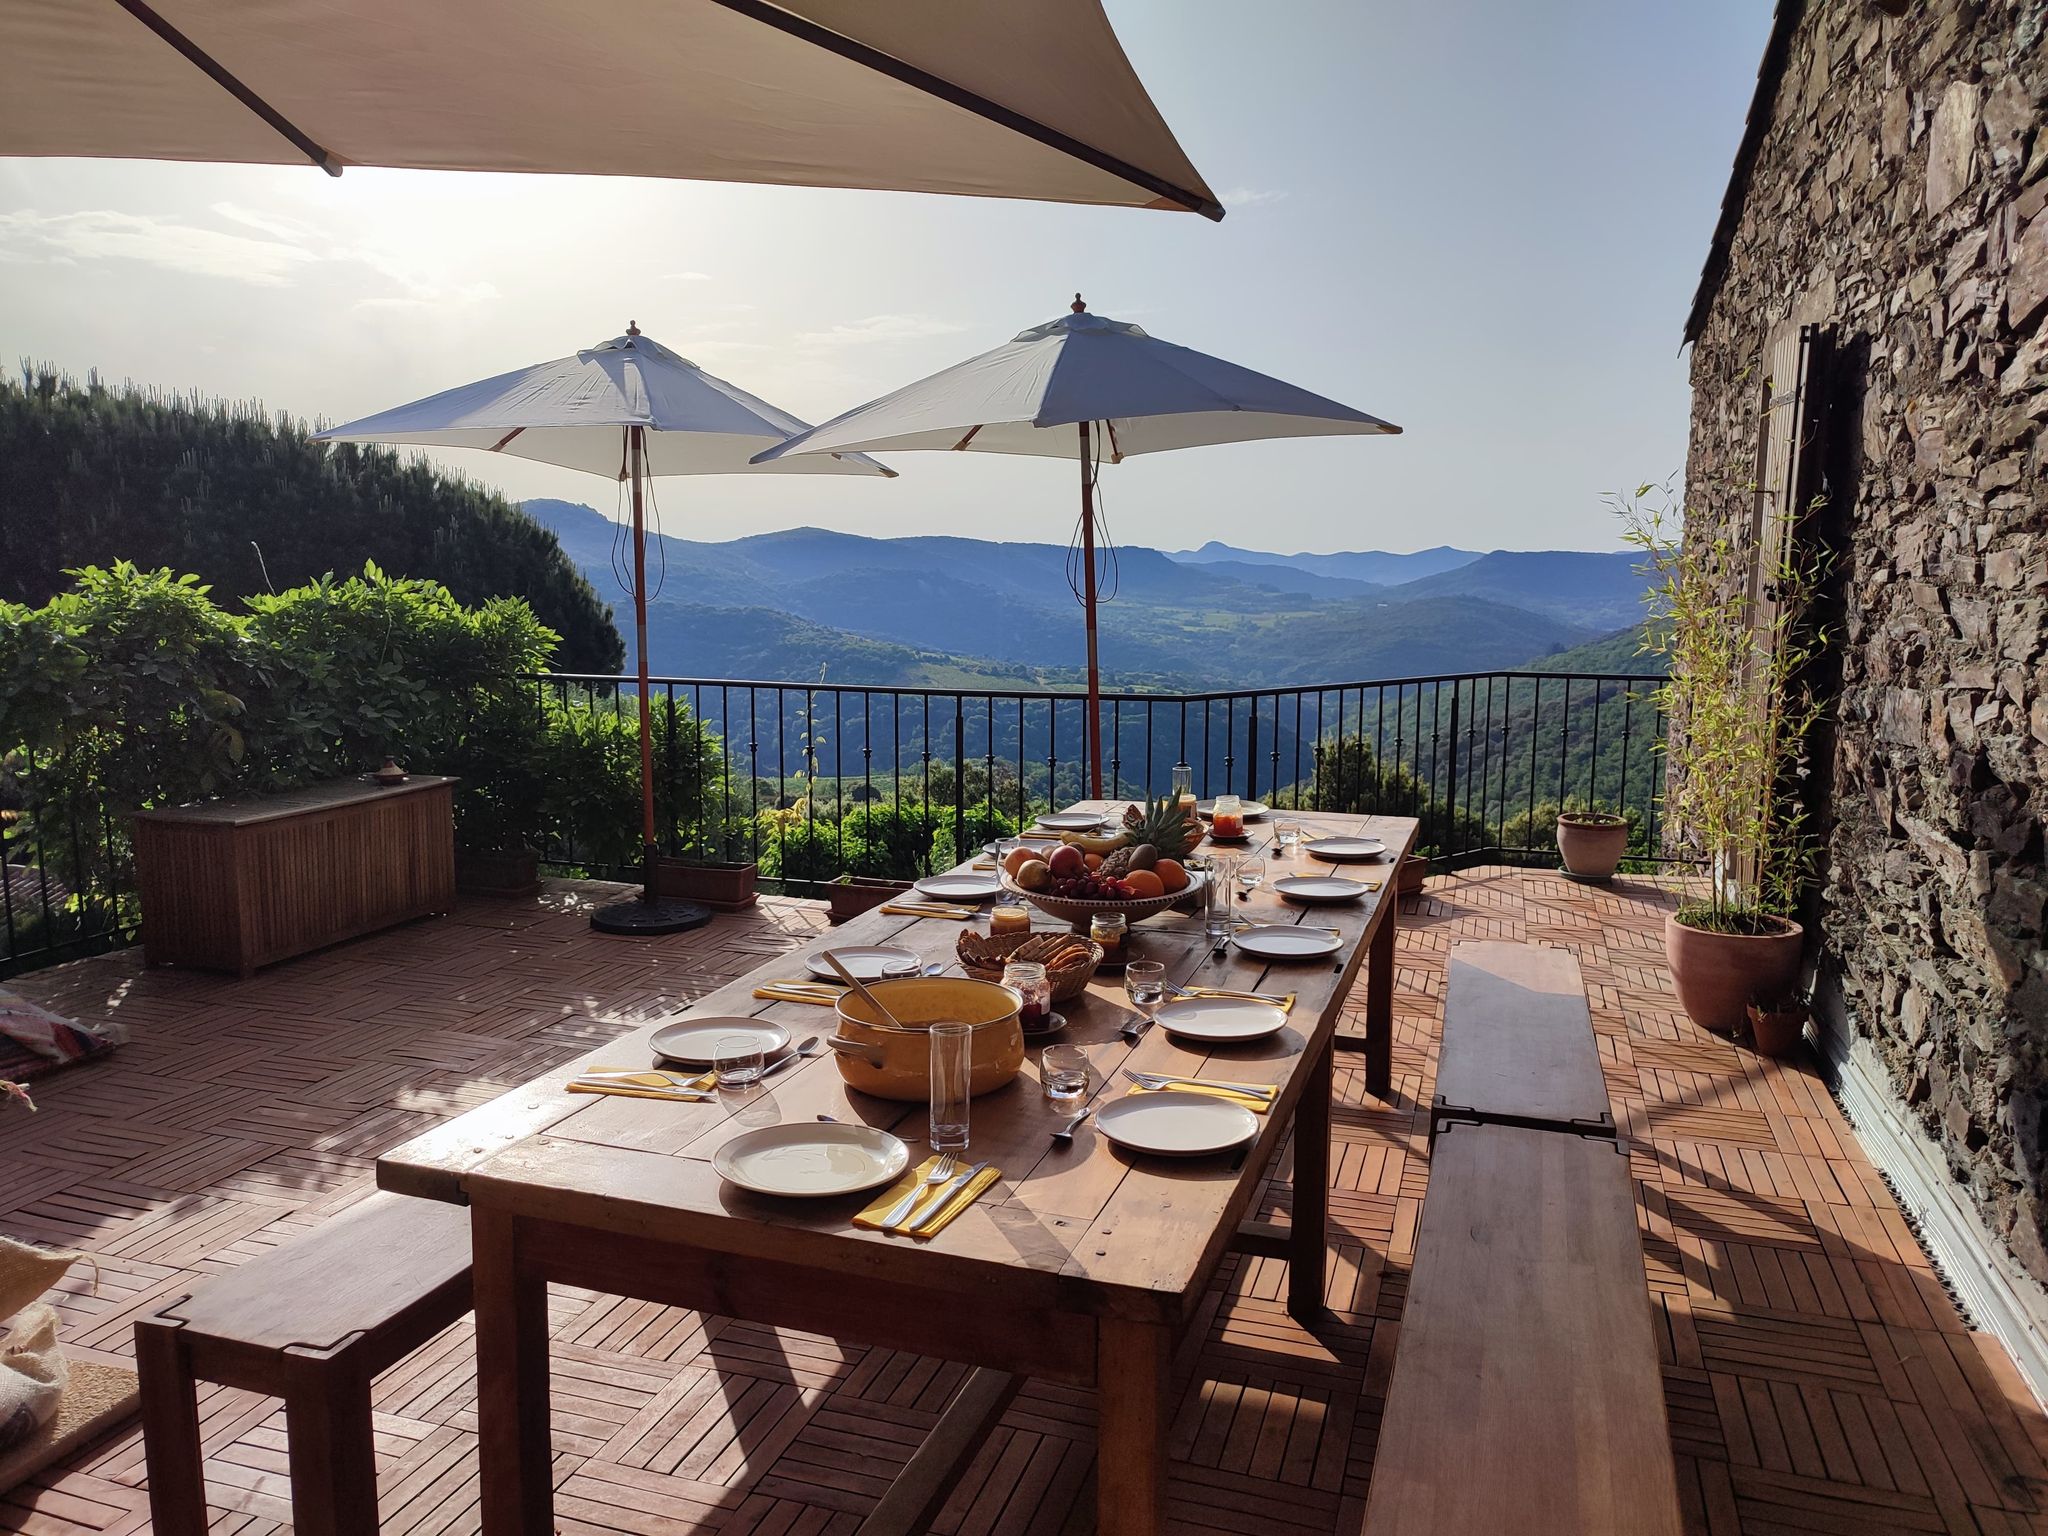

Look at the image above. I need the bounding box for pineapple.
[1119,793,1199,861]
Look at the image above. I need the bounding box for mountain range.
[522,499,1650,689]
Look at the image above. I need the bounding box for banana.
[1059,831,1129,855]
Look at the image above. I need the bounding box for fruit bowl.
[998,866,1206,931]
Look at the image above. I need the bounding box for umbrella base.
[590,894,715,936]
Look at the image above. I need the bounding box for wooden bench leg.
[136,1320,209,1536]
[283,1368,380,1536]
[1365,892,1397,1099]
[1095,1319,1171,1536]
[1289,1032,1333,1323]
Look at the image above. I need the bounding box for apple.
[1046,844,1086,879]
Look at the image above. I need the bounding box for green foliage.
[1,365,623,672]
[1616,479,1829,929]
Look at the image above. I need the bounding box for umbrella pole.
[1078,422,1103,799]
[593,422,711,935]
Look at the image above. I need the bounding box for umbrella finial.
[1071,293,1087,313]
[626,319,641,337]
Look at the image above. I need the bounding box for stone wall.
[1685,1,2048,1288]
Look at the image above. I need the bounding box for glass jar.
[1002,960,1052,1027]
[1210,793,1245,839]
[990,900,1031,937]
[1089,910,1128,966]
[1171,761,1196,815]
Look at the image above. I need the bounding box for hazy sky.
[0,0,1770,555]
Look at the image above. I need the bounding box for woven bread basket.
[956,930,1103,1003]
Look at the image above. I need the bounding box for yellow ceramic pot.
[831,977,1025,1101]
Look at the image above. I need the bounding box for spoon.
[758,1036,822,1079]
[822,950,910,1028]
[1051,1105,1095,1143]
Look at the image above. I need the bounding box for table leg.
[1289,1032,1332,1323]
[1095,1319,1172,1536]
[1365,891,1397,1099]
[471,1205,553,1536]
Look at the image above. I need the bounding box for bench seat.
[1430,940,1612,1142]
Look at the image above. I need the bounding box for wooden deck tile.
[5,871,2045,1534]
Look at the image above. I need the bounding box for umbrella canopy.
[0,0,1219,218]
[316,326,890,934]
[750,308,1401,463]
[753,300,1401,796]
[317,329,894,479]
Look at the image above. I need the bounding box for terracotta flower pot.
[1556,813,1629,881]
[1664,913,1804,1035]
[649,857,758,912]
[1746,998,1810,1058]
[826,875,910,924]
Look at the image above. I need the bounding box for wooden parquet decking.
[4,870,2045,1535]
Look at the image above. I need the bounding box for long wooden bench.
[1360,1121,1682,1535]
[135,1191,472,1536]
[1429,939,1612,1144]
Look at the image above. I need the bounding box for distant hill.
[523,500,1599,689]
[1522,624,1662,676]
[1168,540,1478,585]
[5,374,624,671]
[1388,550,1649,632]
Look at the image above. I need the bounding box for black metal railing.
[0,667,1669,977]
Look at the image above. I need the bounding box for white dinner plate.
[1272,876,1371,906]
[1231,925,1344,961]
[1096,1091,1259,1157]
[1035,812,1109,831]
[713,1123,910,1198]
[1303,836,1386,862]
[650,1018,790,1066]
[807,946,921,982]
[1156,996,1289,1044]
[1196,799,1269,820]
[914,873,1002,902]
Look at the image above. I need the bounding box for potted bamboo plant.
[1619,481,1829,1036]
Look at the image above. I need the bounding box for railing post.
[1245,703,1259,801]
[1443,683,1461,861]
[953,703,967,861]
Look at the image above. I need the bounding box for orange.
[1154,858,1189,894]
[1002,846,1038,879]
[1084,852,1104,872]
[1122,869,1165,899]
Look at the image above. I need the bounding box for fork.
[880,1154,957,1229]
[1165,981,1290,1007]
[1122,1068,1278,1098]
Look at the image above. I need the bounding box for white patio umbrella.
[317,324,892,934]
[752,298,1402,795]
[0,0,1219,219]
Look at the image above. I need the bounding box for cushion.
[0,988,125,1082]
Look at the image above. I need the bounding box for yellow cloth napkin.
[854,1156,1001,1238]
[752,985,840,1006]
[1185,989,1296,1015]
[1125,1081,1275,1113]
[880,903,972,919]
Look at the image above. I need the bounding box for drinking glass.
[1236,857,1266,897]
[1204,853,1240,947]
[1123,960,1166,1026]
[929,1021,973,1153]
[714,1035,765,1090]
[1275,820,1302,853]
[1041,1044,1089,1105]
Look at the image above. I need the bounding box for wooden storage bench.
[134,775,455,975]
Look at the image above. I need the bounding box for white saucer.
[1231,925,1343,961]
[713,1123,910,1197]
[1096,1091,1258,1157]
[650,1018,790,1066]
[1156,996,1288,1044]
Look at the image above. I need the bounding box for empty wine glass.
[1236,857,1266,897]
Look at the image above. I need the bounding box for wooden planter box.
[1396,854,1428,895]
[649,857,759,912]
[134,776,456,976]
[455,848,541,899]
[827,875,911,924]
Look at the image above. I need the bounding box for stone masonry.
[1685,2,2048,1289]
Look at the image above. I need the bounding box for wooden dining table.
[377,804,1418,1536]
